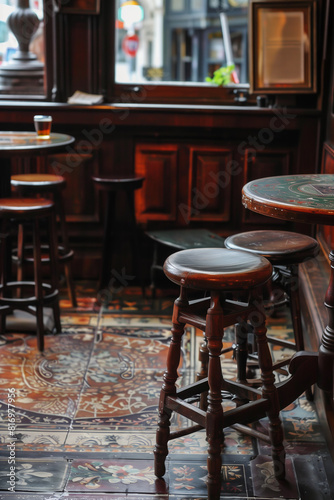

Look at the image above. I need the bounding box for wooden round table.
[0,132,75,197]
[242,174,334,394]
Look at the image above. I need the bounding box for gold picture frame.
[54,0,101,14]
[249,0,317,93]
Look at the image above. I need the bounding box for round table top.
[0,132,74,156]
[242,174,334,225]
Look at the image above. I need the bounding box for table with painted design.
[242,174,334,397]
[0,132,75,197]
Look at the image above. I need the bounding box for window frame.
[0,0,51,101]
[109,0,252,106]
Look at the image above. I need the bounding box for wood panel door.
[135,143,179,223]
[185,145,232,223]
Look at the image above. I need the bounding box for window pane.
[115,0,249,85]
[0,0,44,65]
[171,0,185,12]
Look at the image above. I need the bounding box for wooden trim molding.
[54,0,100,14]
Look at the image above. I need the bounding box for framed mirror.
[249,0,316,93]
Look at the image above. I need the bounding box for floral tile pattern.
[0,457,69,492]
[169,460,248,497]
[67,459,165,495]
[250,455,299,498]
[0,428,68,451]
[0,297,333,498]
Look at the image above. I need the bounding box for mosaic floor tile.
[0,428,68,450]
[60,311,99,324]
[59,496,168,500]
[88,334,171,379]
[250,455,299,498]
[100,315,172,328]
[0,456,70,492]
[64,429,157,453]
[0,334,93,387]
[294,454,332,499]
[0,495,62,499]
[0,389,81,421]
[67,459,166,495]
[0,404,72,429]
[0,298,333,499]
[63,426,253,456]
[0,495,170,500]
[75,377,162,420]
[169,459,249,497]
[72,407,159,430]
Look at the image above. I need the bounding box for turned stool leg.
[48,210,62,333]
[251,304,285,479]
[99,191,116,291]
[235,322,250,383]
[154,287,188,478]
[0,227,8,334]
[16,223,24,286]
[206,292,224,499]
[54,190,77,308]
[197,333,209,410]
[33,218,44,352]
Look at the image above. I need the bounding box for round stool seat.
[11,174,65,190]
[163,248,272,290]
[0,198,54,217]
[225,230,319,265]
[92,174,145,191]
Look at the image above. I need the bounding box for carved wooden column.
[0,0,44,94]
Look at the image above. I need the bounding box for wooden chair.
[0,198,61,352]
[11,173,77,307]
[225,230,319,392]
[92,174,145,291]
[154,247,285,499]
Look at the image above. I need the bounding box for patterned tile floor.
[0,284,333,499]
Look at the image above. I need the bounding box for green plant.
[206,64,235,86]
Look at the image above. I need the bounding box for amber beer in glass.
[34,115,52,139]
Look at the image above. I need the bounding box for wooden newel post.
[0,0,44,94]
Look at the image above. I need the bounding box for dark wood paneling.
[0,104,323,277]
[135,144,179,222]
[47,152,99,223]
[242,148,291,224]
[187,146,232,222]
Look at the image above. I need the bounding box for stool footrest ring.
[0,282,59,306]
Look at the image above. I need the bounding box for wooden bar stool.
[145,228,225,298]
[92,174,145,291]
[154,248,285,499]
[225,230,319,387]
[0,198,61,352]
[11,174,77,307]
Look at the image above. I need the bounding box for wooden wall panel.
[187,146,232,222]
[135,144,178,222]
[242,148,291,224]
[47,152,99,223]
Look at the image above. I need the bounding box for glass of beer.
[34,115,52,139]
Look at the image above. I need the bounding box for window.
[114,0,250,104]
[0,0,45,96]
